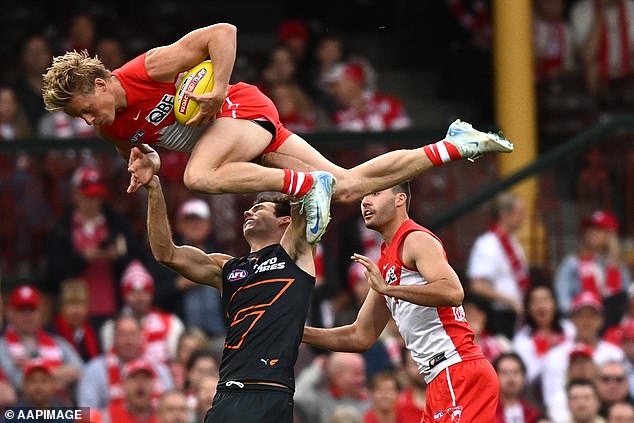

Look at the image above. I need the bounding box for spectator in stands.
[597,361,632,418]
[493,353,541,423]
[467,192,529,338]
[95,38,126,71]
[555,210,631,328]
[62,14,96,54]
[102,359,158,423]
[270,82,326,133]
[157,390,189,423]
[542,292,624,422]
[327,60,411,132]
[193,375,219,423]
[52,278,100,362]
[363,371,401,423]
[0,367,17,409]
[183,350,218,411]
[0,285,83,391]
[260,45,301,94]
[616,321,634,399]
[0,86,32,140]
[308,33,346,113]
[328,406,363,423]
[47,166,143,329]
[570,0,634,92]
[533,0,577,80]
[13,35,51,128]
[77,315,173,409]
[462,294,511,362]
[607,401,634,423]
[100,260,185,365]
[154,198,224,339]
[17,359,65,408]
[513,283,575,384]
[295,352,370,423]
[396,351,425,422]
[169,328,208,390]
[277,19,310,65]
[544,343,600,423]
[566,379,603,423]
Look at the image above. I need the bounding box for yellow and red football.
[174,60,214,125]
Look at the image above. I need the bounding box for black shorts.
[204,384,294,423]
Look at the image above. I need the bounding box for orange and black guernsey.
[219,244,315,392]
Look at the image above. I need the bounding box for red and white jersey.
[377,219,483,383]
[101,54,206,152]
[332,92,411,132]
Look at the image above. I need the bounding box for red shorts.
[422,358,499,423]
[215,82,294,153]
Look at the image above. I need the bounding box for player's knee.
[183,168,222,194]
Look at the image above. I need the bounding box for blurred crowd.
[0,1,633,423]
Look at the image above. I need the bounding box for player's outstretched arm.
[303,289,391,352]
[354,231,463,307]
[144,175,230,291]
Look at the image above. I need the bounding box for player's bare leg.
[184,117,335,243]
[267,119,513,203]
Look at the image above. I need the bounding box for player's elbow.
[447,284,464,307]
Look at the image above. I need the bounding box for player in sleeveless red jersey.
[42,23,513,244]
[303,182,499,422]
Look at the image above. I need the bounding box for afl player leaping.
[42,23,513,244]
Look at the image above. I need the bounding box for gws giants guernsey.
[377,219,483,383]
[219,244,315,391]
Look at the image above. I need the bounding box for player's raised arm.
[145,23,236,124]
[144,173,230,291]
[280,200,314,276]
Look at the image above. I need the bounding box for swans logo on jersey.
[453,305,467,322]
[146,94,174,126]
[447,406,463,422]
[385,265,398,285]
[254,257,285,273]
[129,129,145,143]
[227,269,248,282]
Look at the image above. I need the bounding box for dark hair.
[493,352,527,376]
[566,378,599,397]
[524,283,564,334]
[254,193,292,217]
[185,349,217,373]
[390,181,411,211]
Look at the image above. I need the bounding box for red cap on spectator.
[23,358,53,378]
[278,19,309,43]
[9,285,41,309]
[569,343,593,360]
[621,320,634,341]
[123,359,155,378]
[72,167,107,198]
[121,260,154,295]
[583,210,619,233]
[571,291,603,313]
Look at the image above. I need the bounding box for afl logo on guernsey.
[227,269,248,282]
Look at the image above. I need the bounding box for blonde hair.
[42,50,110,111]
